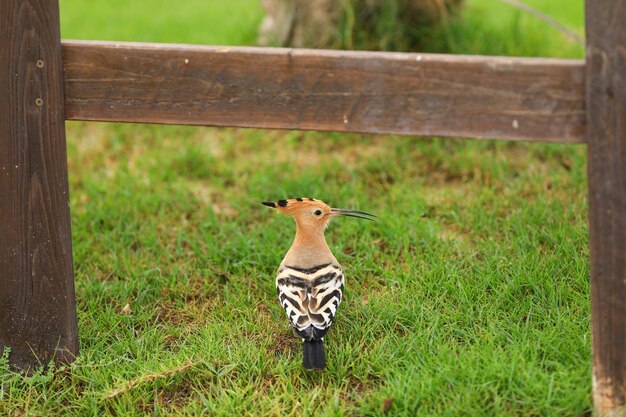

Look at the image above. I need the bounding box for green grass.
[425,0,584,57]
[59,0,263,45]
[1,1,590,416]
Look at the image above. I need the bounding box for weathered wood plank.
[0,0,78,370]
[62,41,586,142]
[586,0,626,415]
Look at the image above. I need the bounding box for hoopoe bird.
[262,198,375,370]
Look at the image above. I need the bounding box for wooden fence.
[0,0,624,414]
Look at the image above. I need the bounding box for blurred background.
[2,1,589,415]
[60,0,584,57]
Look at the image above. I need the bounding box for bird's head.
[262,198,375,232]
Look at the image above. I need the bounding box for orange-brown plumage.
[264,198,335,267]
[263,197,375,370]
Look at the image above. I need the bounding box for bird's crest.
[262,198,376,221]
[262,198,329,213]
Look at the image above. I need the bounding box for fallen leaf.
[121,303,132,315]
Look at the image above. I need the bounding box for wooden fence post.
[586,0,626,414]
[0,0,78,370]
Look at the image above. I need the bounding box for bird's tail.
[303,339,325,370]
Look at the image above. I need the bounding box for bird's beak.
[330,208,377,221]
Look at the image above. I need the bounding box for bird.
[262,197,375,370]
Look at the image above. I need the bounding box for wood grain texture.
[62,41,586,142]
[586,0,626,415]
[0,0,78,370]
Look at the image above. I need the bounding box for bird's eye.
[314,209,323,217]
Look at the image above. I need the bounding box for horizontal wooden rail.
[62,41,586,142]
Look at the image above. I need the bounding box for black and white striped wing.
[276,263,344,340]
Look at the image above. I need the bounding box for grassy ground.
[1,1,590,416]
[425,0,583,57]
